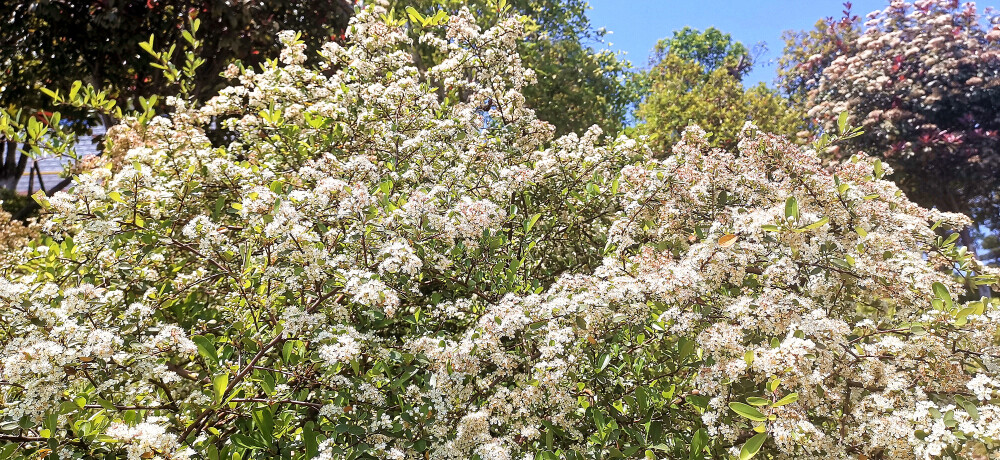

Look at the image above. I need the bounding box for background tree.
[637,27,804,153]
[650,26,752,77]
[777,2,862,105]
[779,0,1000,262]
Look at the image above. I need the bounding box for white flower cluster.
[106,420,193,460]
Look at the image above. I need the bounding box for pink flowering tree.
[782,0,1000,259]
[1,4,999,460]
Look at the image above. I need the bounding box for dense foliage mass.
[638,28,803,152]
[0,0,354,109]
[649,27,752,78]
[780,0,1000,259]
[2,4,1000,460]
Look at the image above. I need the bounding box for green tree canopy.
[638,27,803,153]
[651,26,750,77]
[0,0,642,202]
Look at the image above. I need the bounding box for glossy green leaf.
[784,196,798,221]
[739,432,767,460]
[729,402,766,421]
[213,372,229,404]
[932,282,952,309]
[772,393,798,407]
[192,335,219,364]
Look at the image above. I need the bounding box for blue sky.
[586,0,1000,87]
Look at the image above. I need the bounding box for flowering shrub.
[783,0,1000,251]
[2,4,1000,460]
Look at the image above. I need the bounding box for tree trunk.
[0,140,27,191]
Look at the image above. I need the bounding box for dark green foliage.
[651,26,751,78]
[0,0,355,112]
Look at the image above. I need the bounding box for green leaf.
[931,283,954,308]
[729,402,766,421]
[192,335,219,364]
[139,34,157,56]
[830,258,851,269]
[932,282,953,309]
[32,190,50,209]
[303,422,319,457]
[69,80,82,100]
[955,306,977,326]
[231,433,261,450]
[689,428,708,460]
[39,87,59,101]
[784,196,799,221]
[597,353,611,372]
[252,408,274,440]
[772,393,798,407]
[0,444,18,458]
[800,216,829,230]
[956,396,980,421]
[739,432,767,460]
[212,196,226,220]
[745,397,770,407]
[213,372,229,404]
[97,398,116,411]
[405,6,424,24]
[525,213,542,233]
[837,111,849,134]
